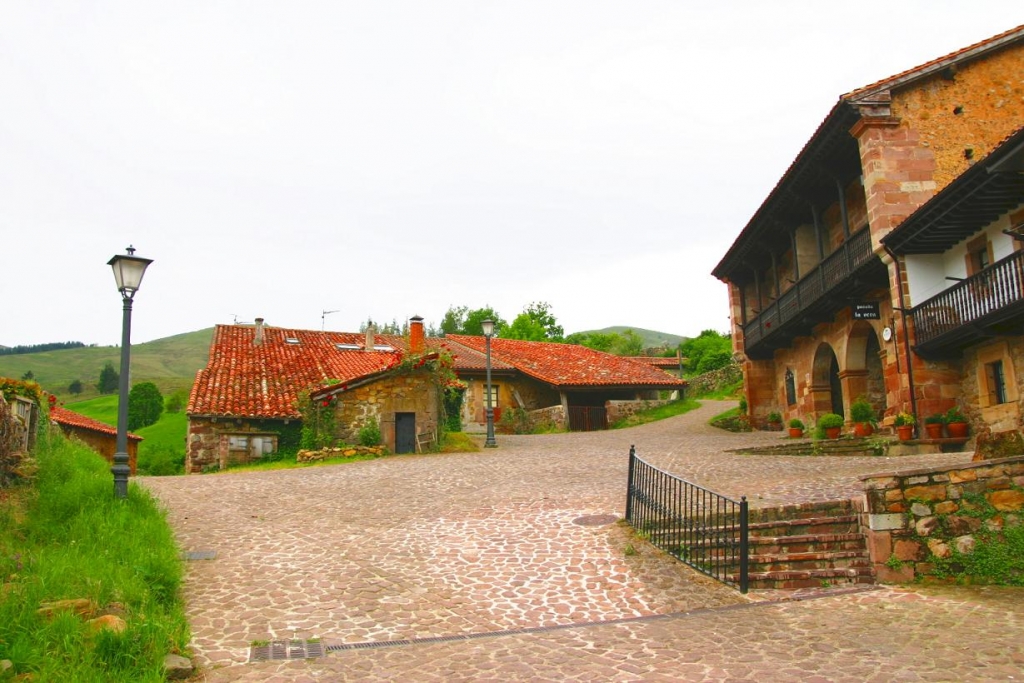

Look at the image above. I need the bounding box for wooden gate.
[568,406,607,431]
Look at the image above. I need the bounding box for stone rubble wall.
[861,455,1024,583]
[605,399,672,424]
[297,446,387,463]
[686,362,742,397]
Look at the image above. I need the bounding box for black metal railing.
[911,249,1024,347]
[625,446,748,593]
[743,228,875,348]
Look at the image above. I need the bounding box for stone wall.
[529,404,565,430]
[687,363,742,396]
[332,371,439,452]
[297,445,387,462]
[462,375,561,426]
[605,399,672,425]
[959,336,1023,438]
[186,416,287,473]
[861,455,1024,583]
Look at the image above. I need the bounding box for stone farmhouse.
[49,405,142,475]
[185,317,685,472]
[713,24,1024,441]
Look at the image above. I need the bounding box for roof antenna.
[322,309,339,331]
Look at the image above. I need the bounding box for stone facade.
[331,371,439,452]
[605,399,673,425]
[861,455,1024,583]
[186,416,288,473]
[461,375,560,427]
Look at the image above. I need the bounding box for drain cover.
[181,550,217,561]
[250,639,323,662]
[572,514,618,527]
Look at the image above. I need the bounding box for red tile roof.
[50,406,143,441]
[444,336,686,389]
[188,325,408,419]
[436,339,515,372]
[626,356,683,370]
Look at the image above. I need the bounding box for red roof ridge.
[50,405,143,441]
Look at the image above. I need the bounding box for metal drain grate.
[249,639,324,662]
[572,514,618,527]
[181,550,217,561]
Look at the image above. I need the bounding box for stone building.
[50,405,141,474]
[713,25,1024,435]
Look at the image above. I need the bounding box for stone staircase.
[737,500,875,590]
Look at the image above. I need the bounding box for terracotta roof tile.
[50,406,143,441]
[444,336,686,388]
[187,325,408,419]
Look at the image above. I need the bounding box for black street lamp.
[107,246,153,499]
[482,319,497,448]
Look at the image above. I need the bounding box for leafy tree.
[20,370,34,381]
[361,317,405,334]
[127,382,164,430]
[502,302,563,341]
[680,330,732,374]
[611,329,645,356]
[440,305,506,336]
[68,379,83,395]
[565,331,617,352]
[96,362,119,394]
[164,389,188,414]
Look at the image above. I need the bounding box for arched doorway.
[846,322,887,418]
[811,343,844,417]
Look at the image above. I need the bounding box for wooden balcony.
[911,249,1024,358]
[742,228,887,360]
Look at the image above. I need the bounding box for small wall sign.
[853,302,880,320]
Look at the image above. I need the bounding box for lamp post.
[482,319,497,448]
[107,246,153,499]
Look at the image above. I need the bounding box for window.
[228,435,249,450]
[985,360,1008,405]
[785,369,797,406]
[227,434,276,455]
[965,236,992,276]
[485,384,499,407]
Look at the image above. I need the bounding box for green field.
[0,328,213,401]
[67,395,188,475]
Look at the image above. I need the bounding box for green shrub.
[945,406,967,423]
[788,418,805,429]
[849,397,875,424]
[894,412,916,427]
[815,413,844,439]
[137,443,184,476]
[925,413,946,425]
[358,418,382,446]
[767,411,782,423]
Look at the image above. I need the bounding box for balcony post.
[811,204,825,260]
[789,229,801,280]
[835,177,850,238]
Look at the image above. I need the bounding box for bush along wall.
[862,455,1024,585]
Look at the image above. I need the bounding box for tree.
[611,329,645,356]
[68,379,83,395]
[96,362,119,394]
[20,370,34,381]
[165,389,188,413]
[680,330,732,374]
[565,331,617,352]
[501,302,563,341]
[127,382,164,430]
[439,305,506,336]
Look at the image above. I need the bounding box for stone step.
[747,550,871,573]
[749,532,868,555]
[748,500,856,524]
[732,566,876,590]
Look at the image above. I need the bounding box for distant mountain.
[0,328,214,399]
[573,326,687,350]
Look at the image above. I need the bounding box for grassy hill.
[576,326,687,350]
[0,328,213,400]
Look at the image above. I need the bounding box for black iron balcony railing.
[911,249,1024,350]
[743,228,878,352]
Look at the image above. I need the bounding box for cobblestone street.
[142,401,1024,681]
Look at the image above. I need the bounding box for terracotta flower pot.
[925,423,944,439]
[825,427,842,440]
[853,422,874,437]
[788,428,804,438]
[947,421,969,438]
[896,425,914,441]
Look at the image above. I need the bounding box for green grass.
[708,406,752,432]
[0,328,212,401]
[0,429,191,681]
[690,376,743,400]
[66,397,188,476]
[609,398,700,429]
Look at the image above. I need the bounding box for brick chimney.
[365,324,375,351]
[409,316,424,354]
[254,318,264,346]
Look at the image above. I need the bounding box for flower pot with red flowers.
[815,413,844,440]
[924,414,946,439]
[894,412,916,441]
[945,407,969,438]
[849,397,876,437]
[788,418,805,438]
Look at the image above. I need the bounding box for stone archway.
[845,322,887,419]
[811,343,844,417]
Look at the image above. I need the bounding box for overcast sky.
[2,3,1021,347]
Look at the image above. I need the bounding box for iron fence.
[625,446,748,592]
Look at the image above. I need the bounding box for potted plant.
[766,411,783,431]
[788,418,805,438]
[945,406,969,438]
[893,412,916,441]
[816,413,844,440]
[849,397,876,437]
[924,413,946,439]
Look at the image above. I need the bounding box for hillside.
[576,326,687,350]
[0,328,213,399]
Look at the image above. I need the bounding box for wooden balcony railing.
[743,228,876,350]
[911,249,1024,348]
